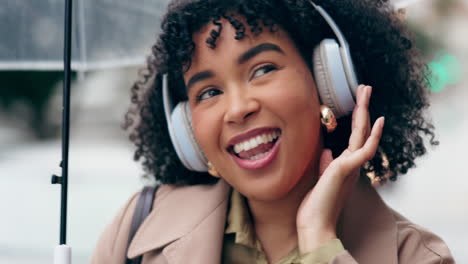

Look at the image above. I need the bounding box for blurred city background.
[0,0,467,263]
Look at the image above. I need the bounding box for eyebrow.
[238,43,284,65]
[186,43,284,90]
[186,70,214,90]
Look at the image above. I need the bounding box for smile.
[227,128,282,170]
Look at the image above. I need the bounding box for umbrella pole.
[51,0,73,263]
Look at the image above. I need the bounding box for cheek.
[267,70,320,118]
[191,107,223,159]
[269,71,322,157]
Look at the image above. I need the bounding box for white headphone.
[162,0,359,172]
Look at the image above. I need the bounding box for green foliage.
[427,52,462,92]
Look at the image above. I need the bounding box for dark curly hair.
[123,0,438,186]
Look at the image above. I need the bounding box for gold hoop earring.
[320,105,337,133]
[207,161,220,178]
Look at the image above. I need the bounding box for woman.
[92,0,454,263]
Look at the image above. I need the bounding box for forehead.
[186,17,298,72]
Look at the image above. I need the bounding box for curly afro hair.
[123,0,438,186]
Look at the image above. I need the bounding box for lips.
[226,127,282,170]
[230,136,281,170]
[226,127,281,158]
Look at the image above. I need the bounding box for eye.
[196,88,222,102]
[251,64,278,80]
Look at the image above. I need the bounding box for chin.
[235,171,302,202]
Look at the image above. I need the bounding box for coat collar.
[127,180,230,263]
[128,179,398,264]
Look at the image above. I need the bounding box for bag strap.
[125,185,158,264]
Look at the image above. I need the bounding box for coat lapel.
[128,179,398,264]
[127,179,230,264]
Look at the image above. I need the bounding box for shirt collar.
[224,189,259,249]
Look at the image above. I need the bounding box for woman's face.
[184,18,323,201]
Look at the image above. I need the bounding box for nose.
[223,90,260,124]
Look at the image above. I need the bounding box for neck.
[246,160,319,262]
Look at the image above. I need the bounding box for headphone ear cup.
[313,39,356,118]
[170,102,208,172]
[313,41,338,115]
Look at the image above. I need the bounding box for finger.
[352,85,371,133]
[320,117,383,185]
[353,116,385,164]
[350,85,370,144]
[348,85,372,151]
[319,148,334,176]
[350,85,365,129]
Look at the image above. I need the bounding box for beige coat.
[91,179,455,264]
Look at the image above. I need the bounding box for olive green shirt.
[222,190,345,264]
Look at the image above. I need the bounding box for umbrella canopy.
[392,0,427,9]
[0,0,421,72]
[0,0,170,71]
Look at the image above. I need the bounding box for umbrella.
[0,0,170,72]
[392,0,427,9]
[0,1,168,263]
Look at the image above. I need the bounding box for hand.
[296,85,385,253]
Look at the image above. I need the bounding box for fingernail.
[367,86,372,100]
[380,116,385,128]
[360,85,367,102]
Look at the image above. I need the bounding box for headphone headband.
[308,0,358,98]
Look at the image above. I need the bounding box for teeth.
[267,134,273,142]
[233,130,280,154]
[249,152,268,160]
